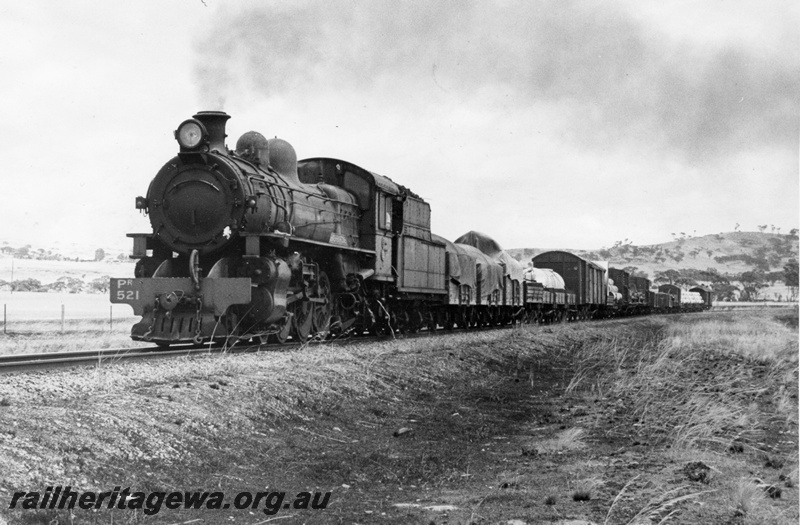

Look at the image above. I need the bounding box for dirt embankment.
[0,310,797,524]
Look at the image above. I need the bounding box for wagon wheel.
[426,311,437,332]
[291,300,313,342]
[394,310,408,333]
[443,310,454,330]
[472,309,483,329]
[456,308,466,329]
[388,311,398,334]
[311,272,332,334]
[471,308,482,329]
[409,310,423,333]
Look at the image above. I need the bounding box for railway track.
[0,342,280,374]
[0,311,698,374]
[0,321,501,374]
[0,325,421,374]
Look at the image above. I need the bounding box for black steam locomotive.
[111,111,709,346]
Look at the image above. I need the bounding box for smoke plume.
[193,0,799,163]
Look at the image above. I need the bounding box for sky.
[0,0,797,257]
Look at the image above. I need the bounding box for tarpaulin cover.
[454,231,524,282]
[455,243,503,297]
[607,281,621,301]
[453,245,477,288]
[524,267,566,290]
[431,233,460,281]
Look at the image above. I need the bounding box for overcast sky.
[1,0,797,256]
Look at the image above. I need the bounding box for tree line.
[0,276,110,294]
[644,260,799,302]
[0,244,126,262]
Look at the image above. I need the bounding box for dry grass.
[667,314,798,362]
[0,322,585,524]
[534,427,587,455]
[566,310,798,450]
[570,476,602,501]
[721,478,792,524]
[604,477,709,525]
[0,318,145,355]
[562,309,798,523]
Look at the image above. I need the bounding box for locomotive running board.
[243,233,375,256]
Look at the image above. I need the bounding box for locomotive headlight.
[175,119,207,150]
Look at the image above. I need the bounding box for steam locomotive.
[110,111,710,346]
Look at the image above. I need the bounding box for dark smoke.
[194,0,799,162]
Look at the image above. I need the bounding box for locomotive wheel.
[312,272,332,334]
[224,310,242,346]
[372,308,395,336]
[269,317,292,344]
[291,300,313,342]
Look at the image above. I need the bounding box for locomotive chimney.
[193,111,230,153]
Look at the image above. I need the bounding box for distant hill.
[509,232,798,275]
[508,231,799,301]
[0,239,129,262]
[0,240,135,293]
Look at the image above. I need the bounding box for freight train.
[111,111,711,346]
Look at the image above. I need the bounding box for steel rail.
[0,342,278,374]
